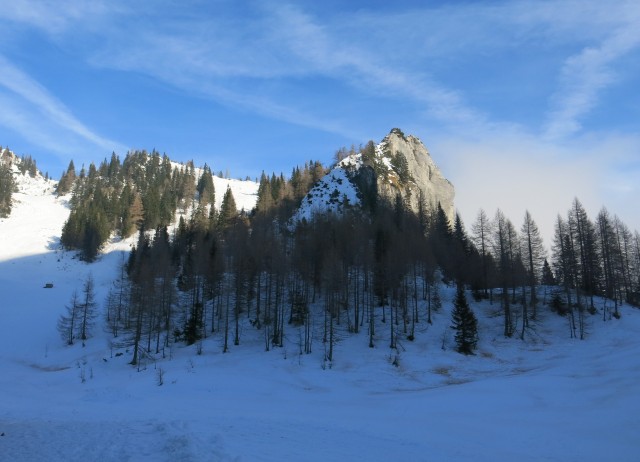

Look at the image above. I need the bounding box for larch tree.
[596,208,622,319]
[568,198,600,313]
[472,208,492,301]
[78,273,98,345]
[612,215,633,306]
[492,210,515,337]
[520,211,545,319]
[552,215,577,337]
[58,290,81,345]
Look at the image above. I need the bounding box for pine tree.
[541,259,556,286]
[218,186,238,231]
[196,164,215,206]
[56,160,76,196]
[0,160,15,217]
[450,285,478,355]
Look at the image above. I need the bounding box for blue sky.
[1,0,639,243]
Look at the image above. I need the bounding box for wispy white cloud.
[0,0,122,36]
[264,4,487,130]
[105,3,486,135]
[3,0,639,143]
[0,0,639,239]
[0,54,126,155]
[544,24,640,139]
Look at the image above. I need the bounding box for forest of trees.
[0,148,38,218]
[13,142,635,364]
[59,150,204,261]
[2,141,636,364]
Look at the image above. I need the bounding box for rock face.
[375,128,455,221]
[293,128,455,223]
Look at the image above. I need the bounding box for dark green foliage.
[390,152,411,184]
[56,160,76,196]
[218,186,238,232]
[254,160,325,220]
[61,202,111,262]
[0,160,15,218]
[550,292,568,316]
[59,149,197,259]
[196,164,215,206]
[451,285,478,354]
[46,137,640,358]
[18,154,37,177]
[361,140,376,167]
[542,259,556,286]
[351,165,377,215]
[389,127,407,140]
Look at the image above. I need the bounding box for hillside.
[1,160,639,461]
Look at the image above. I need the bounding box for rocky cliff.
[294,128,455,223]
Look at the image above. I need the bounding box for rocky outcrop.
[293,128,455,224]
[375,128,455,221]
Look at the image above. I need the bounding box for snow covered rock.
[293,128,455,223]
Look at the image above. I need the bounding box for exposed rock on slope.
[294,128,455,223]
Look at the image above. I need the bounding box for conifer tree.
[541,259,556,286]
[0,160,15,218]
[56,160,76,196]
[450,285,478,354]
[196,164,215,206]
[218,186,238,231]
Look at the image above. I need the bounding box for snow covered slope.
[1,165,640,462]
[294,161,362,222]
[211,175,258,213]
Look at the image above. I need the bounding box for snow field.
[1,172,639,461]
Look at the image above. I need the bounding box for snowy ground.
[1,174,639,461]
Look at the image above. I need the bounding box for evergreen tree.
[0,160,15,217]
[196,164,216,206]
[450,285,478,354]
[541,259,556,286]
[218,186,238,231]
[18,154,37,177]
[390,151,411,184]
[255,172,275,214]
[56,160,77,196]
[361,141,376,167]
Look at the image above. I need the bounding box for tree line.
[0,148,42,218]
[53,144,640,362]
[59,150,210,261]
